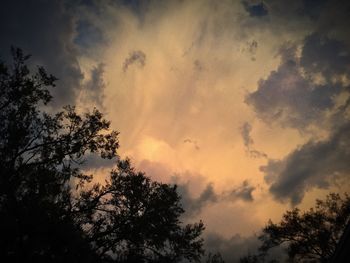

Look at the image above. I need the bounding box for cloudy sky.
[1,0,350,261]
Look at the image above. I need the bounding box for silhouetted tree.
[205,252,225,263]
[241,193,350,263]
[240,254,260,263]
[239,254,277,263]
[75,159,205,262]
[0,48,205,262]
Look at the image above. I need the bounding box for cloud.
[74,19,106,50]
[300,33,350,80]
[123,50,146,72]
[228,180,256,202]
[240,122,254,148]
[182,20,209,57]
[240,122,267,158]
[184,138,200,150]
[247,40,258,55]
[245,28,350,205]
[261,122,350,205]
[137,159,257,216]
[0,0,83,107]
[242,1,268,17]
[3,0,349,239]
[81,153,116,170]
[245,42,345,131]
[83,63,106,110]
[176,178,257,217]
[193,59,204,71]
[245,40,258,61]
[176,181,218,217]
[300,0,328,20]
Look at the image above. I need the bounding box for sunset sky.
[1,0,350,261]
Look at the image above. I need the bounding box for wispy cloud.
[123,50,146,72]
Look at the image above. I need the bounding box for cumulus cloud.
[245,19,350,204]
[300,33,350,80]
[0,0,83,107]
[137,159,257,216]
[123,50,146,72]
[261,122,350,205]
[246,41,346,131]
[177,178,257,217]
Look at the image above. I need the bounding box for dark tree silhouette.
[0,48,205,262]
[241,193,350,263]
[205,252,225,263]
[76,159,205,262]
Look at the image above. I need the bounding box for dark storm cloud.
[84,63,106,110]
[178,179,257,217]
[177,183,218,217]
[0,0,83,107]
[81,153,116,170]
[301,33,350,80]
[242,1,268,17]
[137,160,246,215]
[261,122,350,205]
[136,161,220,217]
[117,0,151,21]
[239,0,350,47]
[240,122,267,158]
[228,180,255,202]
[246,43,345,131]
[245,0,350,204]
[74,20,105,49]
[123,50,146,72]
[247,33,350,204]
[301,0,328,20]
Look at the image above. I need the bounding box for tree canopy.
[0,47,205,262]
[241,193,350,263]
[76,158,205,262]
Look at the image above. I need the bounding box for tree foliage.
[76,159,205,262]
[205,252,225,263]
[0,48,205,262]
[257,193,350,262]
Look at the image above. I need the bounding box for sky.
[1,0,350,261]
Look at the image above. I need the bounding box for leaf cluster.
[258,193,350,262]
